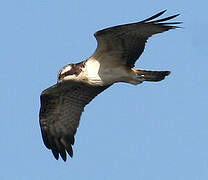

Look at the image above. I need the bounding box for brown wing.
[39,81,110,161]
[92,10,181,67]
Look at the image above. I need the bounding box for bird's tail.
[135,69,171,82]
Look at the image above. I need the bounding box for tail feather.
[136,69,171,82]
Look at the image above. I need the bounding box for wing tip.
[49,136,75,161]
[140,9,167,23]
[40,129,75,161]
[140,10,182,26]
[94,10,182,37]
[60,152,67,161]
[51,149,59,160]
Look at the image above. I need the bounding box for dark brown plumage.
[93,10,181,67]
[39,10,181,161]
[40,82,109,161]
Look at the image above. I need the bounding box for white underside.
[81,57,144,85]
[60,57,144,86]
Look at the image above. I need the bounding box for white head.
[57,63,84,82]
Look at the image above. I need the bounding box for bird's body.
[39,10,181,161]
[58,58,145,86]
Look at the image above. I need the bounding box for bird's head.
[58,64,75,82]
[57,63,83,82]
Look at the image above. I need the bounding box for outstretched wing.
[92,10,181,67]
[39,81,110,161]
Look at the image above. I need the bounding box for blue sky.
[1,0,207,179]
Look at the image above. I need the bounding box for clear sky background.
[1,0,207,180]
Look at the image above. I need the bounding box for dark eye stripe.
[58,62,85,81]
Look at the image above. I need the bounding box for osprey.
[39,10,181,161]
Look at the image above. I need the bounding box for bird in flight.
[39,10,181,161]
